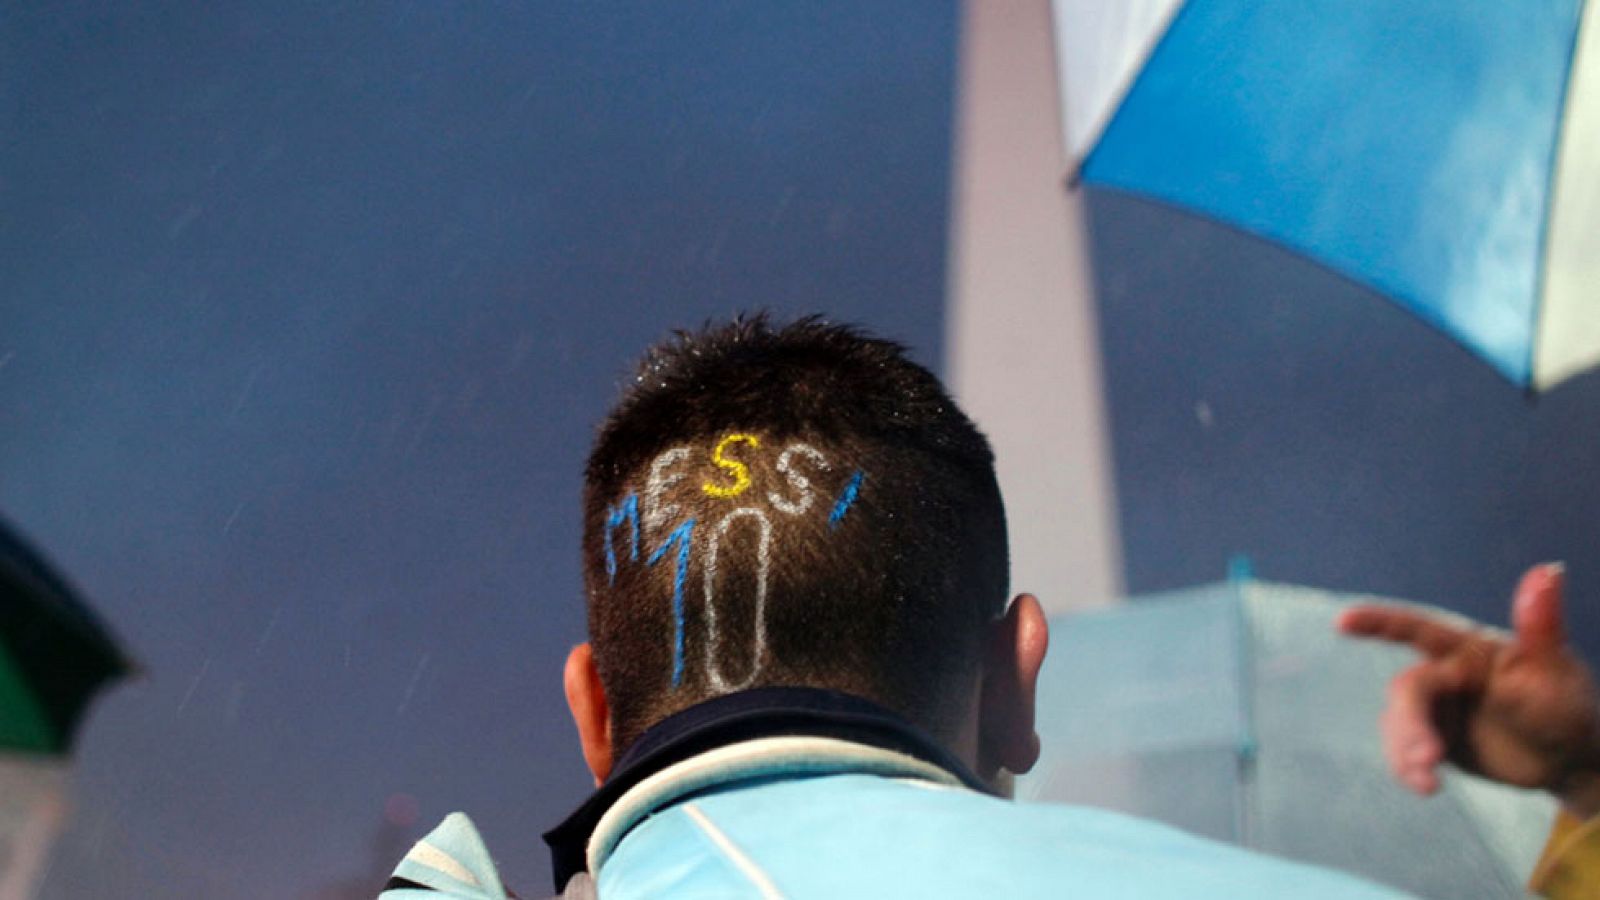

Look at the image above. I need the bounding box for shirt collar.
[542,687,992,892]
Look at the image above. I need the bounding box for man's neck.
[543,686,993,893]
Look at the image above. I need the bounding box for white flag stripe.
[405,839,481,888]
[681,803,786,900]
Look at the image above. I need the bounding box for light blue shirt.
[387,734,1415,898]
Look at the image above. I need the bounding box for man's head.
[564,315,1046,784]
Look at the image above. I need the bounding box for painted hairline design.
[703,433,760,499]
[828,470,865,529]
[604,494,640,584]
[643,447,691,532]
[702,506,772,693]
[644,517,697,687]
[767,443,830,515]
[605,435,866,692]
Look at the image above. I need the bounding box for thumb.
[1512,562,1567,655]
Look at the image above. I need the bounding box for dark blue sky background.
[1090,187,1600,647]
[4,4,953,896]
[4,2,1597,897]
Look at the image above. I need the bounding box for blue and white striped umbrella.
[1055,1,1599,391]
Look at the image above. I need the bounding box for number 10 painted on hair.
[604,433,865,688]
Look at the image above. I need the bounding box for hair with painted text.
[582,315,1008,752]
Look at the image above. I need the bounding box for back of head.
[583,315,1008,753]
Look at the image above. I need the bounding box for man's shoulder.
[601,772,1414,898]
[380,812,512,899]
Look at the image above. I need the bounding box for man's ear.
[564,643,613,786]
[978,593,1049,779]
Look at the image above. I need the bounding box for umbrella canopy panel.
[1053,0,1600,390]
[1023,583,1248,843]
[1019,579,1558,899]
[0,642,57,753]
[1541,5,1600,388]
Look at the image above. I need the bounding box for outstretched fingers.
[1511,562,1567,656]
[1337,605,1471,659]
[1381,656,1476,794]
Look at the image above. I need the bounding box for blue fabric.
[381,812,509,900]
[418,687,1420,897]
[1083,0,1584,386]
[600,772,1415,898]
[543,687,992,890]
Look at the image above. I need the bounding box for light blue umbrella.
[1054,1,1600,390]
[1017,579,1559,899]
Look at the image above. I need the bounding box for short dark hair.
[582,315,1008,752]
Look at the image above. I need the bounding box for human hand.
[1337,564,1600,819]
